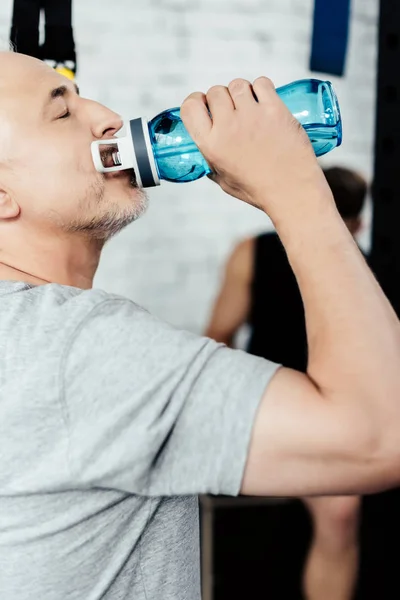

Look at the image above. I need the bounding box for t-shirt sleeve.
[62,297,280,497]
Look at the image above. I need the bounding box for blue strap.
[310,0,351,77]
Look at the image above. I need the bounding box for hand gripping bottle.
[91,79,342,188]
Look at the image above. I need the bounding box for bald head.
[0,53,52,160]
[0,49,46,70]
[0,51,54,101]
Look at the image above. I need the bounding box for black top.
[247,232,309,373]
[247,232,368,372]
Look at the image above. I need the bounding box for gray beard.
[70,195,149,241]
[68,180,149,241]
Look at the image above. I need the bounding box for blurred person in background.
[206,167,368,600]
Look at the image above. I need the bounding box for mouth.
[100,143,121,169]
[99,143,138,188]
[104,167,138,188]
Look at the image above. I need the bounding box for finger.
[228,78,255,109]
[252,76,276,104]
[206,85,235,121]
[180,92,212,146]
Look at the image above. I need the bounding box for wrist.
[254,180,336,230]
[275,198,351,268]
[251,162,332,217]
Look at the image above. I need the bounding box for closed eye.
[58,110,71,119]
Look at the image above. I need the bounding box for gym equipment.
[9,0,76,78]
[310,0,351,76]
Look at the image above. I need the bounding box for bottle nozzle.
[91,135,134,173]
[91,118,160,188]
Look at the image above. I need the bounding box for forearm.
[265,185,400,442]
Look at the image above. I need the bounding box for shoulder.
[25,284,148,341]
[227,237,256,284]
[39,283,143,314]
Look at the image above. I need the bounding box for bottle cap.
[91,118,160,188]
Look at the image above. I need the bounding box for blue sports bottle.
[91,79,342,188]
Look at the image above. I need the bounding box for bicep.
[241,367,381,497]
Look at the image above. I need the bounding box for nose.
[87,100,123,140]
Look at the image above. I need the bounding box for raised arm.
[181,77,400,497]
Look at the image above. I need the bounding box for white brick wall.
[0,0,378,333]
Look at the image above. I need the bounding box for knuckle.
[182,92,201,105]
[207,84,226,96]
[254,76,274,88]
[228,78,249,93]
[181,93,201,114]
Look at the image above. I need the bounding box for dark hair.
[323,166,367,219]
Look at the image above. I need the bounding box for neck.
[0,226,104,289]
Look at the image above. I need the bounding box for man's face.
[0,52,147,241]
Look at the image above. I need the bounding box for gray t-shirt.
[0,281,279,599]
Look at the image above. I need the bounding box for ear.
[0,190,20,220]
